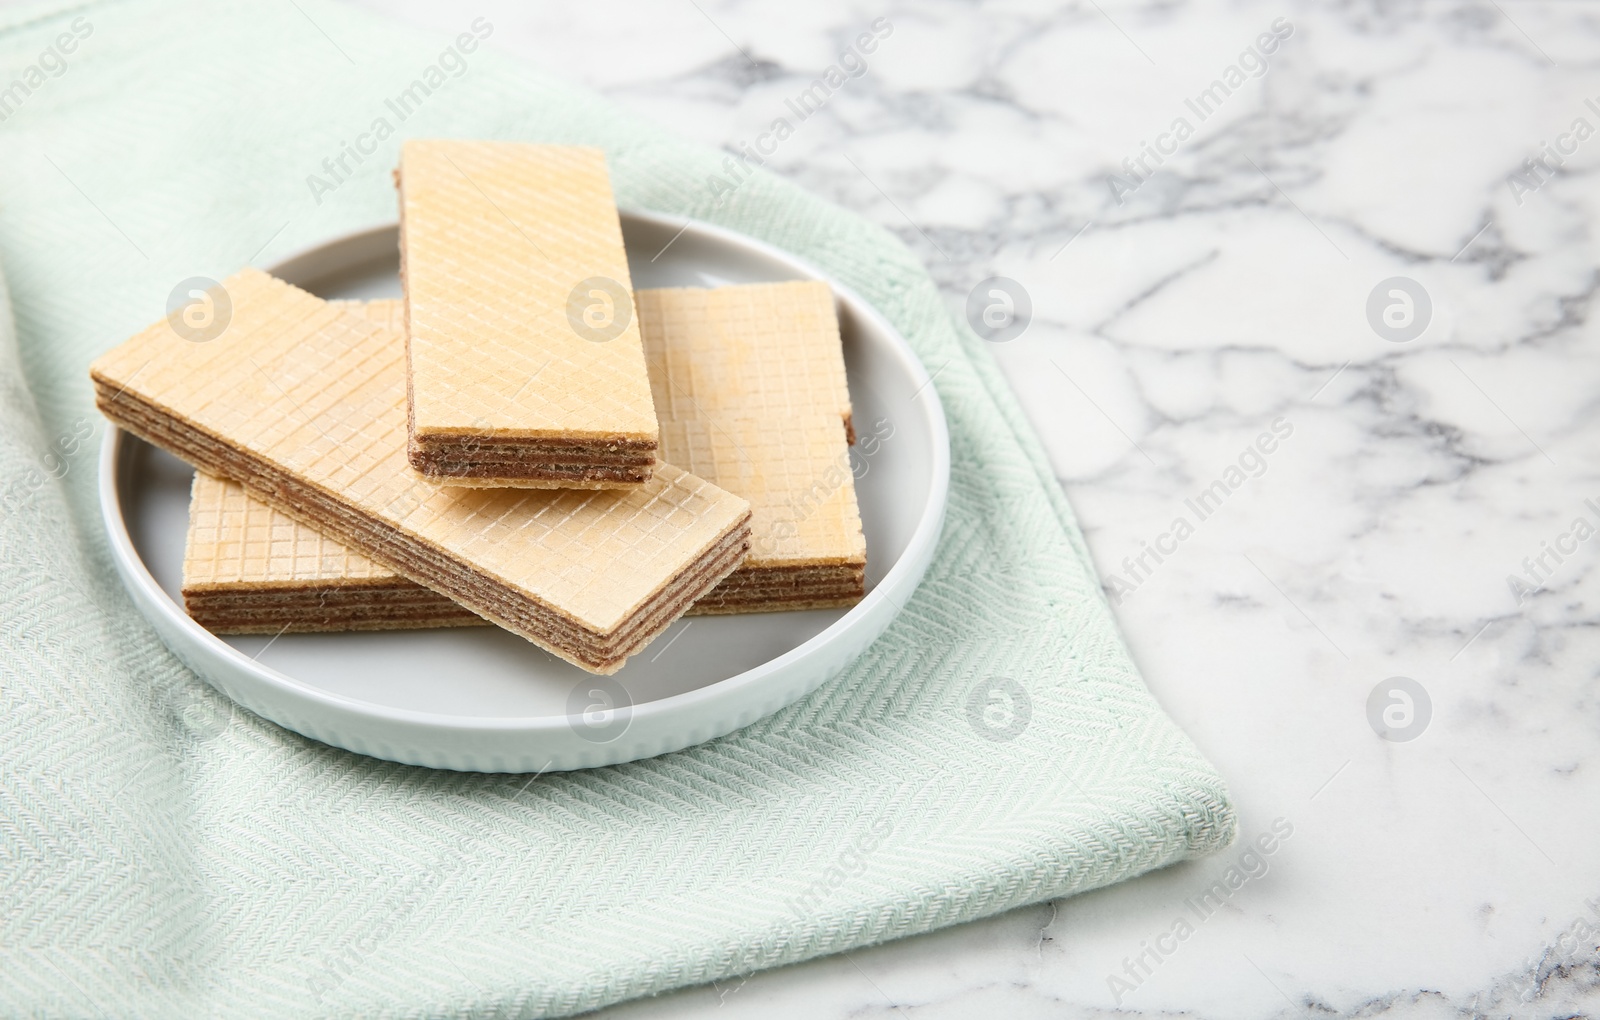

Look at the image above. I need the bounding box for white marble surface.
[347,0,1600,1015]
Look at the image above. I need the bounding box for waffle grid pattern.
[640,283,865,578]
[638,281,851,434]
[183,472,394,586]
[402,141,658,441]
[658,415,864,566]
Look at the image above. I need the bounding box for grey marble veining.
[350,0,1600,1015]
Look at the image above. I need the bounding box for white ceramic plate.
[99,211,949,772]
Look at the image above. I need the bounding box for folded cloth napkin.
[0,0,1235,1015]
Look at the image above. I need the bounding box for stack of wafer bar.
[176,279,867,628]
[97,139,867,656]
[400,140,659,488]
[91,268,750,674]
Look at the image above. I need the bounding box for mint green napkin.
[0,1,1234,1015]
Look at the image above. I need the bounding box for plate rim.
[98,210,949,756]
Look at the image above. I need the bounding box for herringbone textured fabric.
[0,1,1236,1017]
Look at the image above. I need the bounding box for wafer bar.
[640,283,865,612]
[182,472,485,633]
[91,269,749,673]
[400,140,658,487]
